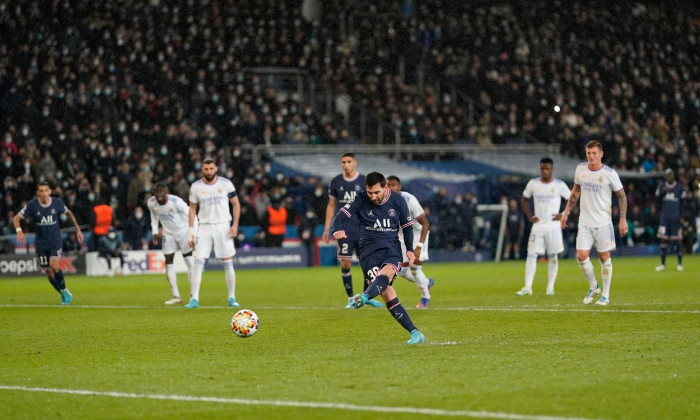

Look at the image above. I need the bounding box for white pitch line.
[0,303,699,314]
[0,385,606,420]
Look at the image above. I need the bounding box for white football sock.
[223,259,236,299]
[184,256,194,288]
[166,264,180,298]
[411,265,431,299]
[399,266,415,282]
[600,258,612,299]
[524,253,538,289]
[578,257,598,290]
[190,258,205,301]
[547,253,558,290]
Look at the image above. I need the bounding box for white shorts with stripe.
[527,227,564,255]
[576,223,616,253]
[162,231,194,255]
[194,222,236,259]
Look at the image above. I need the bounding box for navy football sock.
[54,269,66,290]
[364,275,389,300]
[660,243,668,265]
[341,267,353,297]
[386,298,416,332]
[48,275,62,292]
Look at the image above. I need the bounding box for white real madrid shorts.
[400,231,430,262]
[527,227,564,255]
[576,223,616,253]
[194,222,236,259]
[161,231,194,255]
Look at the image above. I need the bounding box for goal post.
[476,203,508,262]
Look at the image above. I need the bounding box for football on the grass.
[231,309,259,338]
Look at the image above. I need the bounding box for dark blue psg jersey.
[655,181,685,221]
[334,188,414,256]
[329,173,365,234]
[19,197,66,243]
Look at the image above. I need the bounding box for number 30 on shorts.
[366,266,380,281]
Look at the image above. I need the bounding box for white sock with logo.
[578,257,598,290]
[524,253,538,289]
[166,264,180,298]
[547,254,558,291]
[190,258,205,301]
[223,259,236,300]
[601,258,612,299]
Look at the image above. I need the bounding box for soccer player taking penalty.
[332,172,425,344]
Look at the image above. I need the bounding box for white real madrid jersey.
[148,194,193,236]
[398,191,425,242]
[189,176,236,224]
[522,177,571,232]
[574,163,623,227]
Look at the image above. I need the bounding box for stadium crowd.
[1,0,699,255]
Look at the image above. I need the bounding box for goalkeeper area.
[1,257,699,419]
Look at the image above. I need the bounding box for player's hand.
[619,219,628,236]
[332,230,346,240]
[229,225,238,239]
[551,213,563,221]
[16,230,26,244]
[188,228,196,247]
[76,230,84,244]
[152,232,161,245]
[406,251,416,267]
[529,216,540,223]
[560,213,568,229]
[322,229,330,243]
[412,246,422,261]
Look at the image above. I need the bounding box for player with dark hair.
[148,183,196,304]
[654,169,686,272]
[516,157,571,296]
[333,172,425,344]
[13,181,84,304]
[187,157,241,308]
[561,141,628,306]
[322,152,382,308]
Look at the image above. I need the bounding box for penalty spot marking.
[0,385,606,420]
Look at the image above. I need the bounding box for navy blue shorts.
[657,219,682,240]
[337,235,360,260]
[35,239,62,268]
[359,247,403,286]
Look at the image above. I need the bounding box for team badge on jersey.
[388,209,396,217]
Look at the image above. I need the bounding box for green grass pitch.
[1,256,699,419]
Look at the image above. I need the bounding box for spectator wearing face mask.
[2,133,18,157]
[123,206,150,250]
[299,209,319,266]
